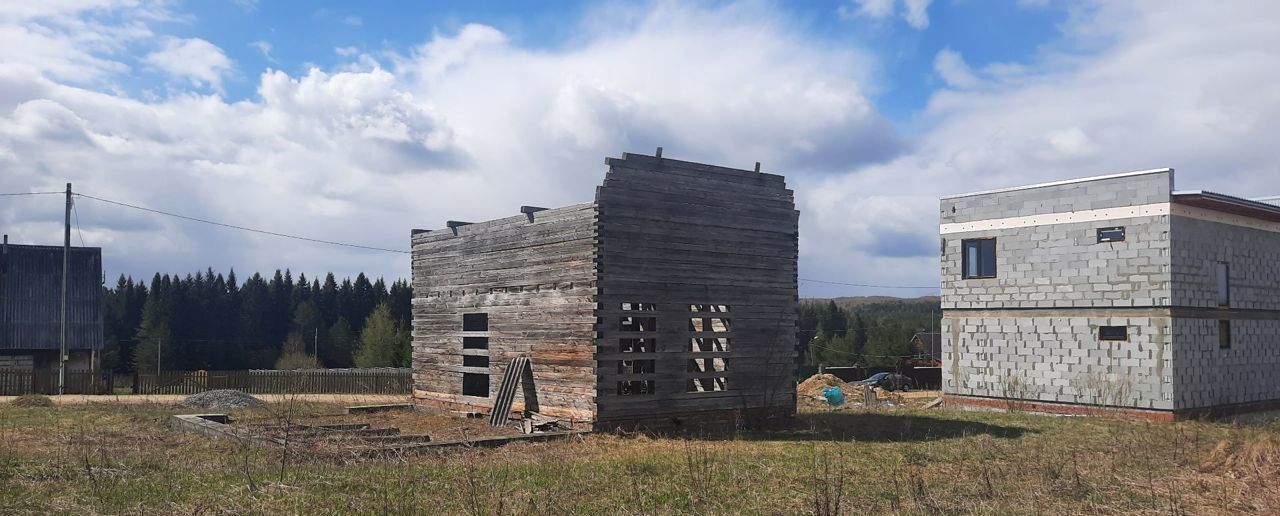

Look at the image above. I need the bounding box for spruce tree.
[354,303,410,368]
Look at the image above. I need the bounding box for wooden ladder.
[489,356,531,427]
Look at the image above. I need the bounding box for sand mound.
[798,374,848,398]
[1201,434,1280,480]
[10,394,54,407]
[179,390,265,409]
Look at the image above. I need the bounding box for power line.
[75,192,411,254]
[800,278,936,290]
[71,197,86,247]
[0,191,65,196]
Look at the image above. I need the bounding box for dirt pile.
[10,394,54,407]
[798,374,879,405]
[797,374,848,398]
[179,390,266,409]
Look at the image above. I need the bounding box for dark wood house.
[411,152,799,429]
[0,236,103,372]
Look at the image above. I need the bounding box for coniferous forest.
[99,271,938,374]
[799,297,942,368]
[101,269,412,373]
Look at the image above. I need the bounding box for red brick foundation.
[945,394,1280,421]
[944,394,1176,421]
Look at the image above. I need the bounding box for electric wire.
[71,197,86,247]
[0,191,64,196]
[14,188,941,289]
[74,192,411,254]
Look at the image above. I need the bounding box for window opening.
[961,238,997,279]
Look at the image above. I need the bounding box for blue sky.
[155,1,1067,123]
[1,1,1278,298]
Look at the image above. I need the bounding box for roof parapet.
[942,167,1174,200]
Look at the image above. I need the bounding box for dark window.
[690,304,730,313]
[689,318,731,332]
[1097,226,1126,243]
[1217,262,1230,307]
[462,337,489,350]
[462,313,488,332]
[686,358,725,373]
[617,380,655,395]
[620,338,654,353]
[621,316,657,331]
[690,337,730,352]
[687,377,727,393]
[1099,326,1128,341]
[462,373,489,397]
[961,238,997,279]
[1219,320,1231,349]
[617,359,655,374]
[463,355,489,368]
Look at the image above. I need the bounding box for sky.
[1,0,1278,298]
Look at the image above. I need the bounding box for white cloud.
[144,37,234,92]
[0,1,162,85]
[902,0,932,29]
[251,40,274,62]
[932,48,979,88]
[342,16,362,26]
[840,0,932,29]
[0,1,900,286]
[3,0,1279,301]
[802,0,1280,296]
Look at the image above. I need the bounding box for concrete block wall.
[942,314,1173,410]
[1173,318,1280,409]
[941,169,1177,411]
[1169,214,1280,410]
[1170,215,1280,310]
[940,170,1172,225]
[941,216,1172,310]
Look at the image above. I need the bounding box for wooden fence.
[132,369,412,395]
[0,370,114,396]
[0,368,411,396]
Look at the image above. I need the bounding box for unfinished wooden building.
[410,151,799,429]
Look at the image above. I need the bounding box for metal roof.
[0,242,103,351]
[1171,191,1280,224]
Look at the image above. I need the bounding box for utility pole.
[313,327,319,360]
[156,338,161,377]
[59,183,70,395]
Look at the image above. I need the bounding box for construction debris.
[797,374,850,398]
[178,390,265,409]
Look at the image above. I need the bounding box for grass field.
[2,398,1278,515]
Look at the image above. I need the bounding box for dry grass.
[1,401,1279,514]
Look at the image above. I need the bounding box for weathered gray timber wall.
[0,244,102,351]
[594,153,799,426]
[410,203,598,421]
